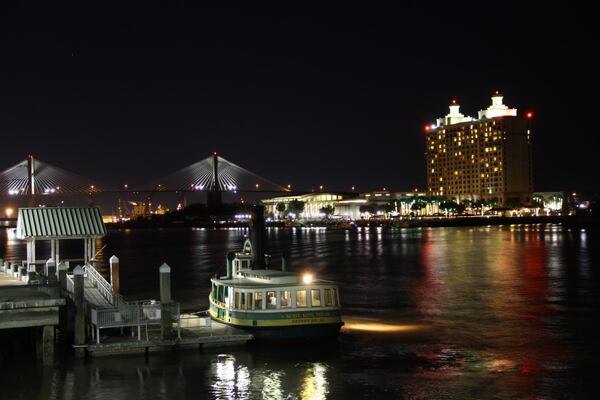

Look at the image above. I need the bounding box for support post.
[55,240,60,263]
[50,240,56,263]
[18,265,27,281]
[73,266,86,358]
[109,255,120,294]
[45,258,57,284]
[159,263,172,340]
[27,263,36,283]
[83,239,89,264]
[42,325,55,365]
[57,262,68,333]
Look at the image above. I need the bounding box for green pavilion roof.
[16,207,107,239]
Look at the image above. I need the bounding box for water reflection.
[1,225,598,399]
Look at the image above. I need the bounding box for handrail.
[66,274,74,295]
[82,264,116,306]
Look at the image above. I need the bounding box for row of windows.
[220,287,340,310]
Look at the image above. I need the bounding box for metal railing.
[90,300,181,343]
[66,274,74,294]
[82,264,119,306]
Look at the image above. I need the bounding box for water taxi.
[209,238,343,340]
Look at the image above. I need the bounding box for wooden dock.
[82,319,253,357]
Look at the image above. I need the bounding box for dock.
[1,206,253,361]
[83,317,252,357]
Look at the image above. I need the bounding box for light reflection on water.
[1,224,598,399]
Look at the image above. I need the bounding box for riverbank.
[105,214,599,230]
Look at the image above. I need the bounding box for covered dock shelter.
[16,207,107,266]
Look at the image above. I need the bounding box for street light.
[5,208,14,218]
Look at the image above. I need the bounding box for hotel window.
[266,291,277,309]
[235,292,240,309]
[254,292,263,310]
[311,289,321,307]
[280,290,291,308]
[296,290,308,307]
[323,288,333,306]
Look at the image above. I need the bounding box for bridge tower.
[207,152,222,208]
[27,155,36,207]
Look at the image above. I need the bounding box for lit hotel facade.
[425,93,533,206]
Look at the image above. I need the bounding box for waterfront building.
[262,193,362,220]
[262,190,440,220]
[425,93,533,206]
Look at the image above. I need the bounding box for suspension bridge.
[0,153,292,208]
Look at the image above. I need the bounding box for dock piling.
[109,255,120,294]
[159,263,172,340]
[45,258,57,284]
[73,265,86,358]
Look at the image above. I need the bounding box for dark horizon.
[1,3,596,193]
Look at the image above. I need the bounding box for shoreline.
[102,215,599,230]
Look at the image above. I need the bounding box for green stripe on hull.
[210,302,343,328]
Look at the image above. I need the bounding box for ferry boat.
[209,238,343,340]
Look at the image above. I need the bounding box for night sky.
[1,2,596,193]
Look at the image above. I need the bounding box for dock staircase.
[64,263,180,344]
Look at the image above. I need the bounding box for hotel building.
[425,93,533,206]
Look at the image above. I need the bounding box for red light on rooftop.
[213,151,218,156]
[526,112,533,119]
[424,125,430,132]
[451,99,457,104]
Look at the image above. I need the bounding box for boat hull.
[209,302,343,340]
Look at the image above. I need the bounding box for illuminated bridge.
[0,154,291,206]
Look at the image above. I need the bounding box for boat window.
[332,288,339,306]
[266,291,276,309]
[280,291,291,308]
[234,292,240,309]
[323,288,332,306]
[296,290,307,307]
[311,289,321,307]
[241,293,247,309]
[254,292,264,310]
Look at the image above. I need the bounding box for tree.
[276,202,286,220]
[320,205,335,219]
[359,204,376,215]
[378,202,395,216]
[287,200,305,218]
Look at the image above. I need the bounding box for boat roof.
[212,268,336,288]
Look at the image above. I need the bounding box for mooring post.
[27,263,36,283]
[110,255,120,294]
[73,266,86,358]
[18,265,27,281]
[45,258,57,284]
[42,325,55,365]
[57,261,68,333]
[159,263,172,340]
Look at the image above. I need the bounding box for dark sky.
[1,2,596,193]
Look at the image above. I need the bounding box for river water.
[1,225,599,399]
